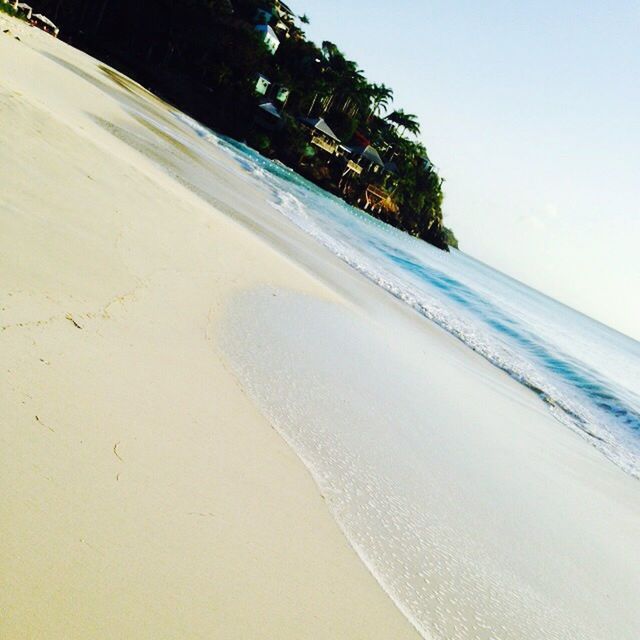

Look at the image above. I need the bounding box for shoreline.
[0,16,421,639]
[2,14,639,640]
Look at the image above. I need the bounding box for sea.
[172,114,640,480]
[170,111,640,639]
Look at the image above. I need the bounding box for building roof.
[32,13,58,29]
[255,24,279,41]
[348,145,384,167]
[299,117,341,142]
[258,102,281,119]
[278,1,295,16]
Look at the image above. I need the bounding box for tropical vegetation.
[0,2,25,19]
[29,0,457,250]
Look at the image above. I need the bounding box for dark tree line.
[32,0,457,249]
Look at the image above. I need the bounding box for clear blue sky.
[296,0,640,340]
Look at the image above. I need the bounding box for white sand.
[2,14,639,640]
[0,16,420,639]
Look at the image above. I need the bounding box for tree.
[386,109,421,137]
[36,0,454,250]
[368,83,393,118]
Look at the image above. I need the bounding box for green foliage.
[325,111,358,141]
[0,3,24,19]
[31,0,456,249]
[251,132,272,151]
[368,83,393,117]
[270,114,308,162]
[443,227,459,249]
[386,109,421,137]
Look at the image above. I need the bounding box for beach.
[0,16,420,639]
[2,14,639,640]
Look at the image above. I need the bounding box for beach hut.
[339,144,385,184]
[362,184,399,216]
[299,117,341,155]
[351,145,384,167]
[336,144,361,175]
[30,13,59,37]
[254,24,280,55]
[344,144,385,175]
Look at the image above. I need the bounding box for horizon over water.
[167,111,640,639]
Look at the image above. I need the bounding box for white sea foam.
[170,113,640,478]
[171,114,640,639]
[220,289,638,640]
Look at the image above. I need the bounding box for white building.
[275,86,290,105]
[254,24,280,55]
[254,74,271,96]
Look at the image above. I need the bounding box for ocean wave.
[265,167,640,479]
[176,110,640,479]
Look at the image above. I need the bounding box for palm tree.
[386,109,421,137]
[368,83,393,118]
[318,41,371,119]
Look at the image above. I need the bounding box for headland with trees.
[26,0,458,250]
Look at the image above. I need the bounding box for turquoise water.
[166,111,640,639]
[197,125,640,480]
